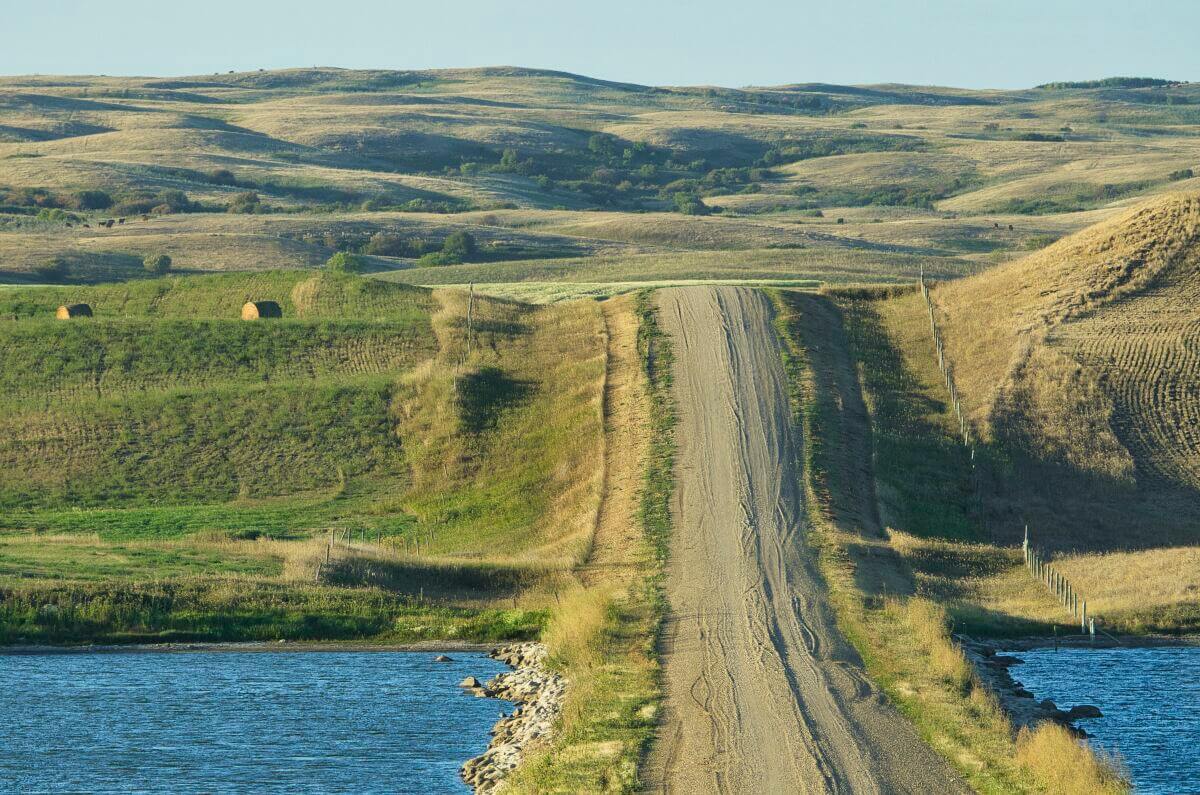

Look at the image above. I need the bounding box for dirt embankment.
[646,286,966,794]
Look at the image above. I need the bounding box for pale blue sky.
[5,0,1197,89]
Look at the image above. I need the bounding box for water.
[0,648,509,794]
[1007,645,1200,794]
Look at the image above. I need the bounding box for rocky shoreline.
[460,642,566,793]
[961,638,1102,736]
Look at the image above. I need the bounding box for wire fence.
[920,270,1097,638]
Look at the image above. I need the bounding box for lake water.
[0,648,509,794]
[1007,645,1200,794]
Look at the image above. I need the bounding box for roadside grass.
[1015,723,1127,795]
[503,290,672,792]
[836,289,981,542]
[769,289,1128,794]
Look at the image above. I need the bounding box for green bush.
[112,189,196,217]
[361,232,433,258]
[35,208,80,224]
[674,192,712,215]
[226,191,263,214]
[415,251,462,267]
[143,253,172,275]
[207,168,237,186]
[72,190,113,210]
[441,230,477,260]
[325,251,366,273]
[1169,168,1195,181]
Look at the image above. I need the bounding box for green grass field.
[0,269,604,644]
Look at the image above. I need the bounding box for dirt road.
[647,287,966,794]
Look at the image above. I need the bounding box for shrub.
[112,189,195,217]
[156,190,194,213]
[362,232,404,257]
[415,251,462,267]
[226,191,263,214]
[441,230,477,260]
[1169,168,1195,181]
[72,190,113,210]
[207,168,237,186]
[324,251,366,273]
[1012,132,1066,142]
[36,208,80,223]
[143,253,172,275]
[674,192,712,215]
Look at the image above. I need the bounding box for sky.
[4,0,1198,89]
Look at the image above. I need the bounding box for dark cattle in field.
[118,218,125,224]
[82,223,90,228]
[105,219,114,228]
[142,214,150,221]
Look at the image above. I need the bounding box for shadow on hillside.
[830,292,983,544]
[833,289,1200,554]
[455,366,533,434]
[326,553,556,602]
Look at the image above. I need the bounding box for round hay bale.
[56,303,92,319]
[241,300,282,320]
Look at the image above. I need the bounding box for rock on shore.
[961,639,1101,737]
[460,642,566,792]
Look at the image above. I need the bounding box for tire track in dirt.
[645,286,967,794]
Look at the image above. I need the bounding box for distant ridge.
[1037,77,1182,89]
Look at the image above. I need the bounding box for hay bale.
[56,303,92,319]
[241,300,282,320]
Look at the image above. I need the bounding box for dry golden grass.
[927,194,1200,549]
[1015,723,1127,795]
[1056,547,1200,619]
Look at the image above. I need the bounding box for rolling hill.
[932,192,1200,549]
[2,68,1199,292]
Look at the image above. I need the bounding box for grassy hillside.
[790,197,1200,641]
[932,193,1200,549]
[0,270,605,643]
[3,67,1199,291]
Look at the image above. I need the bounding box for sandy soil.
[646,286,967,794]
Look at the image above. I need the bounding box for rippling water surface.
[1007,645,1200,794]
[0,649,508,794]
